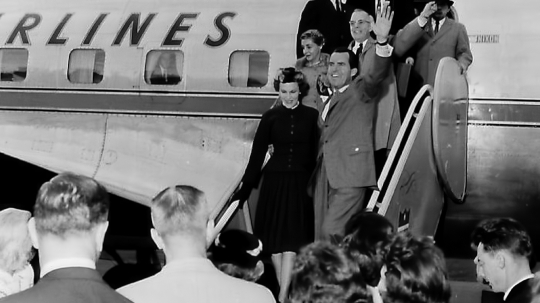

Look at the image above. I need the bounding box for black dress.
[242,103,319,253]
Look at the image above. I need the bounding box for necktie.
[354,43,363,55]
[322,91,338,121]
[434,20,440,35]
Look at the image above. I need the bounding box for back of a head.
[34,172,109,236]
[290,241,367,303]
[151,185,207,239]
[384,232,451,303]
[342,211,394,286]
[471,217,535,268]
[0,208,33,274]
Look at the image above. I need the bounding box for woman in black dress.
[233,67,319,302]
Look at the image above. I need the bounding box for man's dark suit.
[504,277,534,303]
[296,0,353,58]
[0,268,133,303]
[347,0,416,35]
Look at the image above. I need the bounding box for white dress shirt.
[431,17,446,34]
[352,40,368,55]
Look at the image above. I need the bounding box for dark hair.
[273,67,310,102]
[0,208,33,274]
[151,185,207,238]
[34,172,109,236]
[384,232,451,303]
[332,47,359,71]
[300,29,325,46]
[290,241,367,303]
[341,211,394,286]
[470,217,535,268]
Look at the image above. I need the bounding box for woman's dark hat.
[210,229,263,269]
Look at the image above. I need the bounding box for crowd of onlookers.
[0,173,539,303]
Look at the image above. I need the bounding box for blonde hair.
[0,208,33,274]
[151,185,207,238]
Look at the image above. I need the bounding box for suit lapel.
[361,39,376,60]
[347,40,354,52]
[327,87,352,118]
[425,21,435,38]
[357,38,375,75]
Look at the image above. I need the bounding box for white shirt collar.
[337,84,350,93]
[353,39,368,53]
[283,101,300,110]
[40,258,96,278]
[432,17,446,31]
[503,274,534,300]
[321,84,349,122]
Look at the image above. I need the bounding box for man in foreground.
[313,4,393,242]
[117,185,275,303]
[471,217,535,303]
[1,172,133,303]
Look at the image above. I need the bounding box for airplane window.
[145,50,183,85]
[68,49,105,84]
[0,49,28,82]
[228,51,269,88]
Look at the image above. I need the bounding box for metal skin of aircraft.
[0,0,305,225]
[0,0,540,256]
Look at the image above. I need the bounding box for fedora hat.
[435,0,454,6]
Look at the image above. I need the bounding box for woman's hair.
[384,232,451,303]
[0,208,34,274]
[273,67,310,102]
[290,241,368,303]
[300,29,325,46]
[341,211,394,287]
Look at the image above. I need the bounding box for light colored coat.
[413,18,473,86]
[348,18,425,151]
[117,258,275,303]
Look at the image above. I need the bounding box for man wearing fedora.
[410,0,472,87]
